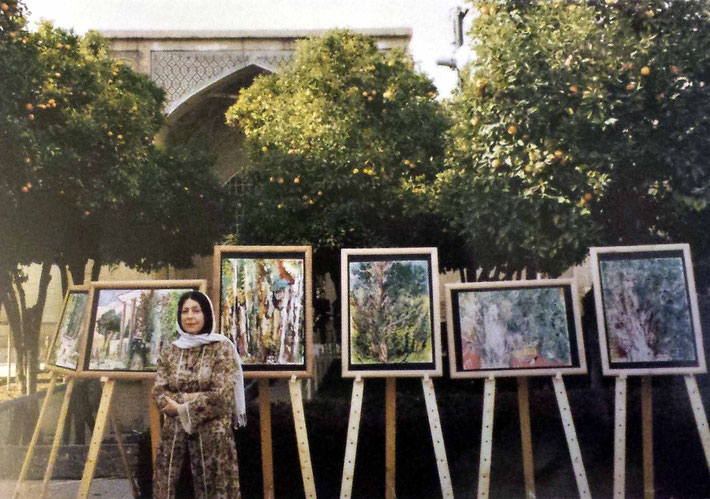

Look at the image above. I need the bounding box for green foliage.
[62,292,87,339]
[437,0,710,278]
[134,290,156,343]
[227,30,455,274]
[0,15,233,274]
[159,291,181,344]
[97,309,121,336]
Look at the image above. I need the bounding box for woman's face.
[181,298,205,335]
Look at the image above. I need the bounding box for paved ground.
[0,478,134,498]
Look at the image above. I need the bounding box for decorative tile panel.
[150,50,293,108]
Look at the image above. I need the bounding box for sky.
[23,0,469,97]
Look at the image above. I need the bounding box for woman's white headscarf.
[173,291,247,428]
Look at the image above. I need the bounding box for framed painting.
[213,245,313,378]
[45,285,90,375]
[341,248,441,378]
[446,279,586,378]
[78,280,206,379]
[590,244,706,376]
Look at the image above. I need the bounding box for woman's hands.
[162,393,200,417]
[162,396,180,417]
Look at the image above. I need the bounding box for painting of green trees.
[348,259,433,365]
[600,256,696,364]
[456,287,573,371]
[220,256,305,367]
[47,290,88,370]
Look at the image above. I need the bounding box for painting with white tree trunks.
[446,279,586,378]
[591,244,706,376]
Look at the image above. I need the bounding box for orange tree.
[434,0,710,281]
[0,2,232,392]
[226,30,462,278]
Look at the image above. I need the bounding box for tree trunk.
[60,264,69,297]
[91,258,102,282]
[1,271,26,392]
[464,253,476,284]
[69,261,86,286]
[0,264,54,394]
[22,262,53,394]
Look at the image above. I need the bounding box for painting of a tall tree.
[446,280,586,378]
[214,245,313,378]
[591,244,706,375]
[342,248,441,377]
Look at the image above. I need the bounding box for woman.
[153,290,246,498]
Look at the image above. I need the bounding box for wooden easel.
[339,376,453,499]
[13,372,59,499]
[257,377,317,499]
[12,375,144,499]
[476,373,591,499]
[76,378,158,499]
[612,374,710,499]
[479,376,538,498]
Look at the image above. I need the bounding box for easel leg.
[552,375,591,498]
[685,375,710,472]
[78,379,116,499]
[144,380,161,464]
[109,412,138,498]
[421,377,453,498]
[259,379,274,499]
[340,377,364,499]
[40,378,75,499]
[385,378,396,499]
[641,376,654,499]
[517,377,535,499]
[13,372,57,499]
[477,377,495,499]
[613,376,627,498]
[289,377,316,498]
